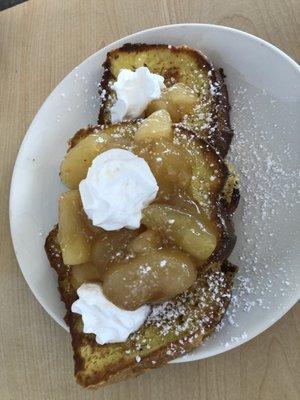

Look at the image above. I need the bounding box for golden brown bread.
[98,44,233,157]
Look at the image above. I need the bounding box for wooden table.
[0,1,299,399]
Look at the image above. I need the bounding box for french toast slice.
[45,226,237,388]
[98,44,233,157]
[45,123,239,387]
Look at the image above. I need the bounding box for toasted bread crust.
[98,44,233,157]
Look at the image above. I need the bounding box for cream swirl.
[71,283,150,344]
[110,67,165,123]
[79,148,158,230]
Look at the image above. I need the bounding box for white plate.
[10,24,300,363]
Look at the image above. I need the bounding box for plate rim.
[9,23,300,363]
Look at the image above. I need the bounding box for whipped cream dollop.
[79,148,159,230]
[71,283,150,344]
[110,67,165,123]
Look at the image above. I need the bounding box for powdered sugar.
[210,74,300,349]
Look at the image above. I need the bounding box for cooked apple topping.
[91,230,139,277]
[57,97,227,310]
[134,109,173,143]
[58,190,92,265]
[102,249,197,310]
[142,204,217,262]
[71,262,103,289]
[60,133,109,189]
[146,83,198,122]
[128,229,163,254]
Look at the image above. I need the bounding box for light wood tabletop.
[0,1,299,399]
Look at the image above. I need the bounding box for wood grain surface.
[0,1,299,399]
